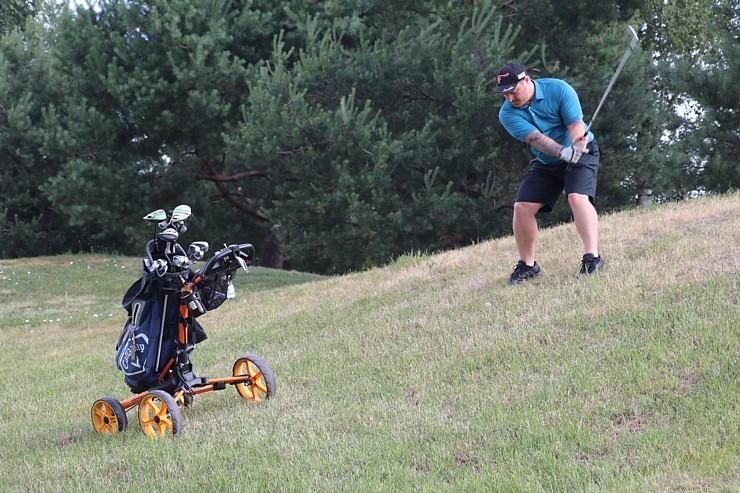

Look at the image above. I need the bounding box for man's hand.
[525,130,590,162]
[559,145,588,164]
[572,133,589,149]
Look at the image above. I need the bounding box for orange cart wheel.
[233,353,276,402]
[91,397,128,435]
[137,390,183,437]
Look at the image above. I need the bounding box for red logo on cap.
[497,73,510,84]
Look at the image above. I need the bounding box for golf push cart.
[91,205,275,437]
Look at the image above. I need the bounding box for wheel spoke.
[247,362,260,378]
[157,416,173,435]
[140,399,160,433]
[141,400,158,418]
[92,405,106,423]
[155,403,169,421]
[100,413,116,433]
[252,378,268,395]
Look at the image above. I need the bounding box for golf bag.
[115,264,206,393]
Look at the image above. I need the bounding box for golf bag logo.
[117,300,151,373]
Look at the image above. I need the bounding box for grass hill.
[0,193,737,492]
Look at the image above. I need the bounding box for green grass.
[0,193,738,492]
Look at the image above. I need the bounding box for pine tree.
[653,1,739,197]
[0,0,36,34]
[0,14,79,256]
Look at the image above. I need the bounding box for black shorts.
[515,140,600,212]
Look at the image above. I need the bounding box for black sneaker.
[508,260,542,285]
[580,253,605,275]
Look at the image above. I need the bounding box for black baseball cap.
[494,63,527,93]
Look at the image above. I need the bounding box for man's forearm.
[524,130,563,158]
[567,119,588,148]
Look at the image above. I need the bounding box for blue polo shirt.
[499,78,594,165]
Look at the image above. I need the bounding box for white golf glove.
[559,145,589,164]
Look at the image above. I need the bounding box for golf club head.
[158,227,179,242]
[143,209,167,223]
[188,241,209,261]
[145,258,168,276]
[172,255,191,269]
[169,204,192,225]
[626,25,639,49]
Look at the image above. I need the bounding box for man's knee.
[567,193,593,209]
[514,201,542,217]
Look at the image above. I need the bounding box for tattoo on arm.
[524,130,562,157]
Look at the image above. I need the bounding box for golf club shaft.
[584,25,639,136]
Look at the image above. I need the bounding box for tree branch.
[194,169,268,182]
[277,140,335,155]
[198,159,269,221]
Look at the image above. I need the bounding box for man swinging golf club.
[496,63,605,284]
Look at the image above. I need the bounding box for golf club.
[169,204,192,224]
[584,25,639,136]
[143,209,167,223]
